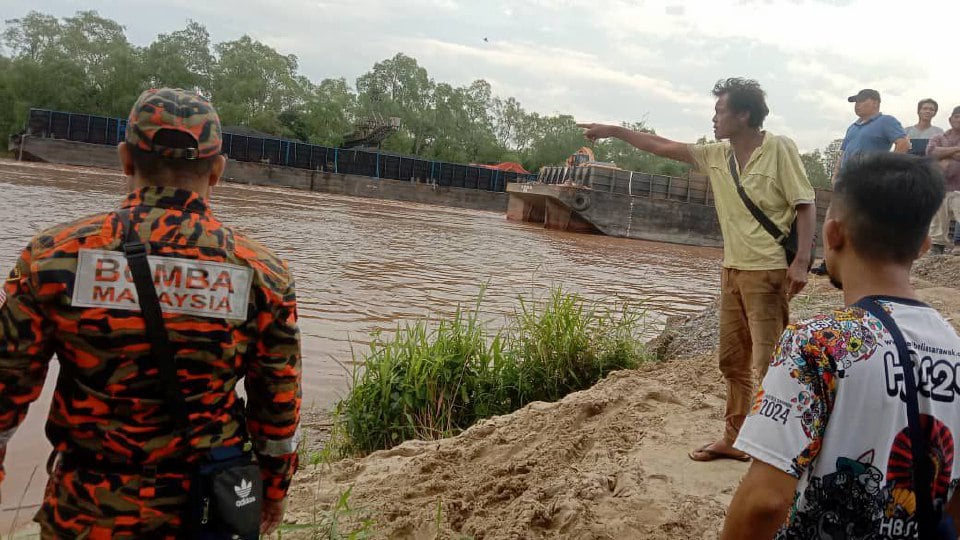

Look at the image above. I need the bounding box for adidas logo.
[234,478,253,498]
[234,478,257,507]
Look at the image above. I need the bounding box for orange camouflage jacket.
[0,186,301,502]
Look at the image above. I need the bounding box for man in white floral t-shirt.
[722,153,960,539]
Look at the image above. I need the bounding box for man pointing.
[579,78,815,462]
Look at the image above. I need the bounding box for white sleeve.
[734,322,836,478]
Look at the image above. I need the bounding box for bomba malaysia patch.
[71,249,253,320]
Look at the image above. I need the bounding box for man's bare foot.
[688,440,750,462]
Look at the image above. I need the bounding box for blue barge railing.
[25,109,536,192]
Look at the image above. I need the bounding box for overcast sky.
[4,0,959,151]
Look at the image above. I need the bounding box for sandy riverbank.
[279,257,960,539]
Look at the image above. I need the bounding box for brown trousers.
[718,268,789,444]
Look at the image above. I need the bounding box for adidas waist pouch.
[188,446,263,540]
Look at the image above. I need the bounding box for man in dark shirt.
[926,105,960,255]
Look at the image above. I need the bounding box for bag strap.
[116,210,190,432]
[855,297,937,539]
[728,152,787,245]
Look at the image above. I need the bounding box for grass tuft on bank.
[334,287,652,455]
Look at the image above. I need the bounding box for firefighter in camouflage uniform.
[0,88,302,538]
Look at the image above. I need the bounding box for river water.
[0,160,720,530]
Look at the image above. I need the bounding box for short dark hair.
[712,78,769,128]
[129,129,218,178]
[917,98,939,113]
[834,153,944,263]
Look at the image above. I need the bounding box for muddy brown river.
[0,160,721,531]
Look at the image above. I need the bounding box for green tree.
[524,114,585,171]
[58,11,143,115]
[492,96,524,151]
[460,80,503,162]
[428,82,469,161]
[801,149,831,188]
[0,10,141,149]
[821,138,843,181]
[212,35,311,135]
[356,53,434,155]
[300,78,356,146]
[2,11,61,62]
[424,80,501,163]
[141,20,214,92]
[0,54,19,147]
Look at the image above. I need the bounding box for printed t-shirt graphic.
[734,299,960,538]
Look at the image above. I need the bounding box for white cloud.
[408,38,710,105]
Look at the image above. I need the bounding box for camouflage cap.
[125,88,222,159]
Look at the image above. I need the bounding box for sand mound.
[914,254,960,290]
[286,353,744,539]
[283,274,960,539]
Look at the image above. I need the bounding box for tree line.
[1,10,835,186]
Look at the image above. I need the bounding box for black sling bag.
[728,153,812,268]
[118,211,263,540]
[856,297,957,540]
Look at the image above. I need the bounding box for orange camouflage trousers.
[36,465,191,539]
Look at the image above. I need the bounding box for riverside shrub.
[335,287,650,455]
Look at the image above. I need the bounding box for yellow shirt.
[689,133,815,270]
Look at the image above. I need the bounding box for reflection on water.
[0,160,721,402]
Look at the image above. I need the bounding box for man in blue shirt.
[813,89,911,275]
[831,89,909,183]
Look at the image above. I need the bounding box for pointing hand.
[576,123,618,143]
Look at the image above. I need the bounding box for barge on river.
[11,109,536,213]
[507,165,831,248]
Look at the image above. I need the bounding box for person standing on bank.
[926,105,960,255]
[722,153,960,539]
[0,88,302,538]
[905,98,944,157]
[832,89,910,182]
[811,88,912,276]
[579,78,816,462]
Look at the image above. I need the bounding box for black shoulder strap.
[855,297,937,539]
[728,152,787,244]
[116,210,190,431]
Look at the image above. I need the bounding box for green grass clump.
[335,287,650,455]
[276,486,373,539]
[503,288,645,408]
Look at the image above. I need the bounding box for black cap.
[952,106,960,116]
[848,89,881,103]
